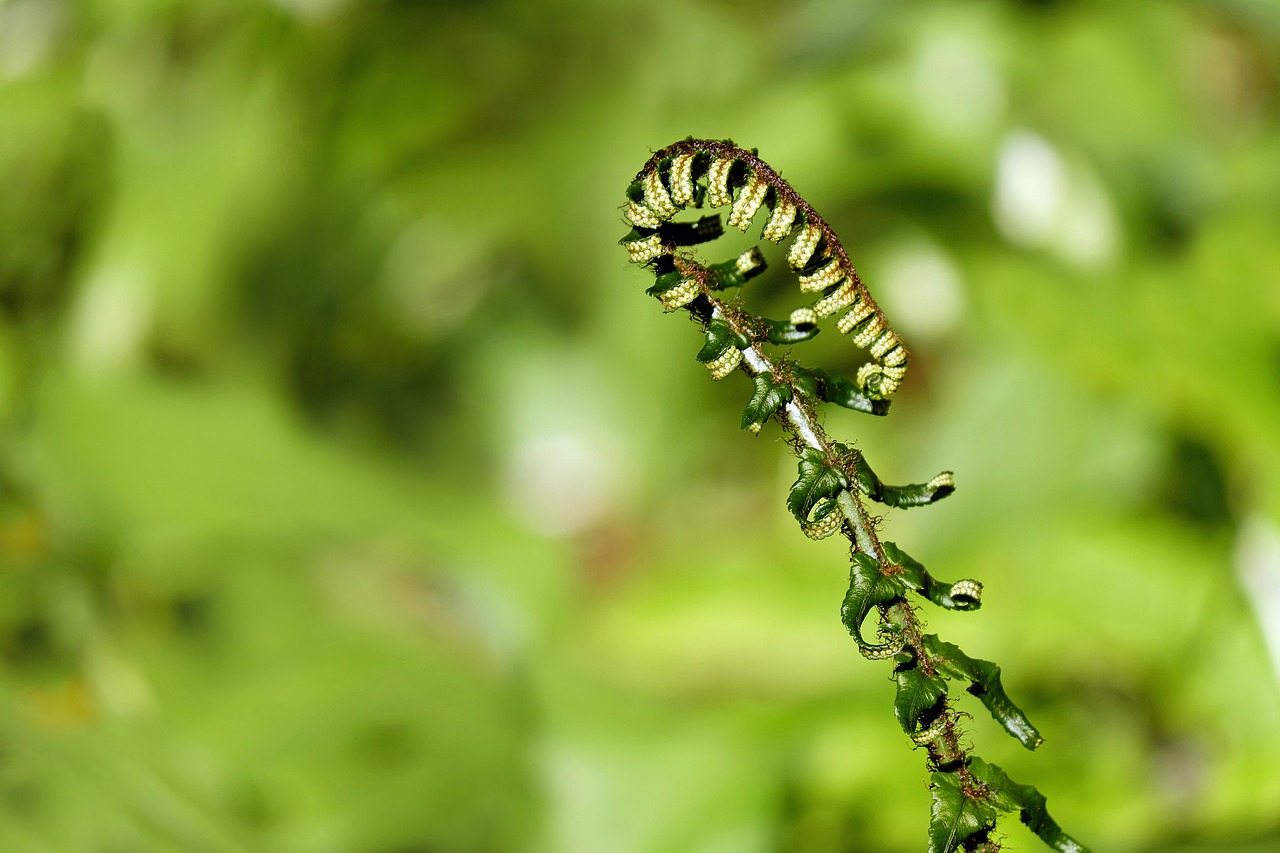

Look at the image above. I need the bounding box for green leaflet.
[708,248,766,289]
[894,666,947,735]
[645,271,683,298]
[929,761,1090,853]
[851,453,955,508]
[807,497,838,523]
[792,366,889,416]
[659,215,723,249]
[840,551,907,651]
[883,541,981,612]
[619,226,650,244]
[967,759,1090,853]
[786,447,847,522]
[762,317,821,345]
[928,769,999,853]
[788,363,820,399]
[695,318,747,363]
[741,372,792,432]
[923,635,1044,750]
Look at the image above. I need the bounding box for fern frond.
[620,139,1088,853]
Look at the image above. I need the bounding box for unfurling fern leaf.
[623,138,907,400]
[620,138,1088,853]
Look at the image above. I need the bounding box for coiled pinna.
[620,138,908,400]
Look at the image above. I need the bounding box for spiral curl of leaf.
[622,138,908,400]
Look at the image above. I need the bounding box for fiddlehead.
[623,138,908,400]
[621,138,1088,853]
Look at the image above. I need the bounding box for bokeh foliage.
[1,0,1279,851]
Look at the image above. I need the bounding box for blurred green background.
[2,0,1280,851]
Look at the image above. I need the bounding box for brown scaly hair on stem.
[619,138,1088,853]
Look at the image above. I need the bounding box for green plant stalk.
[622,138,1088,853]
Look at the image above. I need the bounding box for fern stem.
[835,488,883,565]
